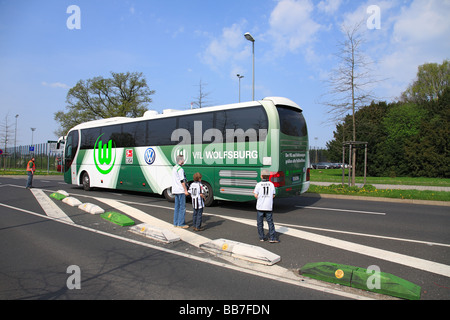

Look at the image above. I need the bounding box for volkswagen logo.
[144,148,156,165]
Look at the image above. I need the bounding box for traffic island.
[299,262,421,300]
[101,211,135,227]
[78,202,105,214]
[200,238,281,266]
[130,223,180,243]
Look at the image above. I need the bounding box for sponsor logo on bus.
[94,134,116,174]
[144,148,156,165]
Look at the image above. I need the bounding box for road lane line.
[296,205,386,215]
[94,197,211,248]
[276,226,450,278]
[201,213,450,278]
[30,188,74,224]
[0,202,46,216]
[94,197,450,276]
[1,201,371,300]
[16,186,450,278]
[275,222,450,248]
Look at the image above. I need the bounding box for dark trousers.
[257,210,276,240]
[26,172,33,188]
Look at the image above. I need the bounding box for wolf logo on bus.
[94,134,116,174]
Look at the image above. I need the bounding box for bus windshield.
[277,105,307,137]
[64,130,79,172]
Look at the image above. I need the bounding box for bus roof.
[263,97,302,111]
[69,96,301,131]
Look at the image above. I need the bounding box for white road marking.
[296,205,386,215]
[97,198,450,278]
[30,188,74,224]
[1,201,371,300]
[276,222,450,248]
[275,225,450,278]
[94,197,211,248]
[5,183,450,278]
[201,213,450,277]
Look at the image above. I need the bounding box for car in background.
[313,162,333,169]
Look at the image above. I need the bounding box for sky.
[0,0,449,149]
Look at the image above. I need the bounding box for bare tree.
[321,21,381,185]
[192,79,212,109]
[0,112,14,170]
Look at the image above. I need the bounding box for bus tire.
[201,181,215,207]
[82,172,91,191]
[163,187,175,202]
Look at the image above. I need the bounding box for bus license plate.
[292,175,300,182]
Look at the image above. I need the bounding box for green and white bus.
[63,96,310,206]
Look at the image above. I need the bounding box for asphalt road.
[1,175,449,303]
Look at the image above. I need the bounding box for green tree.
[326,101,389,177]
[404,88,450,178]
[54,72,155,136]
[401,59,450,103]
[381,102,425,177]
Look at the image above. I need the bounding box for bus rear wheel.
[201,181,214,207]
[163,187,175,202]
[163,181,214,207]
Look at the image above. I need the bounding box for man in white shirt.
[253,170,278,243]
[172,155,189,228]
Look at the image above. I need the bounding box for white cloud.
[317,0,343,14]
[335,0,450,100]
[268,0,321,53]
[41,81,69,89]
[376,0,450,98]
[200,20,251,77]
[200,0,325,74]
[392,0,450,46]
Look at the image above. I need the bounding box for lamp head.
[244,32,255,42]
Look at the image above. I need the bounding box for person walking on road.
[253,170,279,243]
[26,157,36,189]
[172,155,189,228]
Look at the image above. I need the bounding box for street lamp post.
[244,32,255,101]
[237,74,244,102]
[31,128,36,145]
[31,128,36,155]
[14,114,18,167]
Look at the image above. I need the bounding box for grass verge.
[307,184,450,202]
[310,169,450,187]
[0,169,63,176]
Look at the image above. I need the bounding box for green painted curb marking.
[101,211,135,227]
[300,262,421,300]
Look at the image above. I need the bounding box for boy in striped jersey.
[188,172,206,231]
